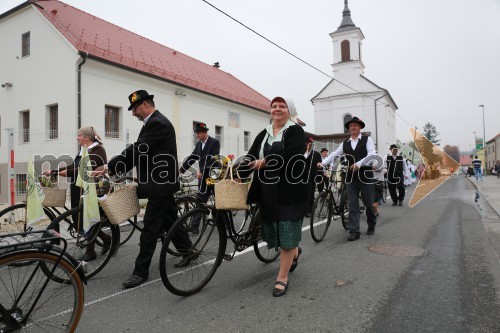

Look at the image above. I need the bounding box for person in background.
[386,144,409,206]
[372,154,386,217]
[318,116,377,241]
[44,126,109,261]
[304,137,322,217]
[471,155,483,181]
[244,96,307,297]
[179,122,220,233]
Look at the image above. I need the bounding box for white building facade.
[312,0,397,152]
[0,1,270,203]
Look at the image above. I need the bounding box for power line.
[201,0,391,109]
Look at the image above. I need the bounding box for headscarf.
[78,126,103,145]
[270,96,298,124]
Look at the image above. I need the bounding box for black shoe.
[305,212,311,218]
[272,281,288,297]
[122,275,147,288]
[398,201,403,206]
[175,252,199,268]
[347,234,360,241]
[79,252,97,262]
[189,227,199,235]
[289,247,302,273]
[392,202,397,206]
[367,226,375,235]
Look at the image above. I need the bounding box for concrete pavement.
[469,174,500,217]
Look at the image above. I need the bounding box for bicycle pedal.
[223,254,233,261]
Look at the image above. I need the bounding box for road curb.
[468,177,500,218]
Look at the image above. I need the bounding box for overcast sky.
[2,0,499,152]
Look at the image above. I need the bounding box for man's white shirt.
[322,134,376,168]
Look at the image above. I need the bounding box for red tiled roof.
[32,0,270,111]
[459,155,472,166]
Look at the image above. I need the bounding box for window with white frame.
[105,106,120,138]
[343,114,352,134]
[20,111,30,143]
[15,174,26,195]
[215,126,223,148]
[48,104,58,139]
[244,131,251,151]
[22,32,30,57]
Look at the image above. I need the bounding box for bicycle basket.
[41,187,67,207]
[99,184,140,225]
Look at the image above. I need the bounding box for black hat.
[320,148,328,153]
[344,116,365,129]
[128,90,154,110]
[390,144,398,150]
[194,122,209,132]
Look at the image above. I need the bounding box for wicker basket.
[214,164,250,211]
[99,184,140,225]
[41,187,67,207]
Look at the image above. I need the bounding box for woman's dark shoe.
[289,247,302,272]
[272,281,288,297]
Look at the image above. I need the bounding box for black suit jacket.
[305,150,322,182]
[108,110,180,199]
[180,136,220,178]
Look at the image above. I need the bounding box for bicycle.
[310,166,350,242]
[0,230,85,332]
[109,175,200,248]
[159,201,278,296]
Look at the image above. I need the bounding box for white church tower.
[312,0,397,151]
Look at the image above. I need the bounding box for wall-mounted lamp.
[174,90,186,97]
[1,82,13,88]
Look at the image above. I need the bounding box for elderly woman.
[45,126,108,261]
[245,96,307,297]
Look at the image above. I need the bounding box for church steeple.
[337,0,356,31]
[330,0,365,78]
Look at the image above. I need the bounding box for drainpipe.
[77,52,88,131]
[374,93,387,151]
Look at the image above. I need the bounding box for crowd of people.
[63,88,420,297]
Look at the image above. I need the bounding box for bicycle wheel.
[310,191,332,243]
[252,209,280,263]
[46,206,119,279]
[0,203,55,235]
[0,251,84,332]
[338,189,349,230]
[159,207,226,296]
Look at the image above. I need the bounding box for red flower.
[227,154,235,160]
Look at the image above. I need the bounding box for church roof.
[1,0,270,112]
[334,0,357,33]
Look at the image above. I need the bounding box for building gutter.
[77,52,88,131]
[374,93,386,150]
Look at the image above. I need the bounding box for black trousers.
[133,195,191,278]
[388,175,405,203]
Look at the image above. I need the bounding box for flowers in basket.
[38,175,57,188]
[206,154,251,185]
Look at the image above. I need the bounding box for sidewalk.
[469,175,500,217]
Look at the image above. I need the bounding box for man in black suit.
[180,123,220,232]
[95,90,192,288]
[304,138,323,217]
[386,144,408,206]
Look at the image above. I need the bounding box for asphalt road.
[73,176,500,332]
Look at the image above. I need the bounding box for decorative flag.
[75,147,100,231]
[26,158,46,225]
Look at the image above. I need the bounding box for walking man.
[94,90,192,288]
[471,155,483,181]
[318,117,377,241]
[386,144,409,206]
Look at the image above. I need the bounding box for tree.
[443,145,460,163]
[422,122,440,145]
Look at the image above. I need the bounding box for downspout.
[374,93,386,151]
[77,52,88,131]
